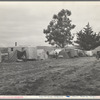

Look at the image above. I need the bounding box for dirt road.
[0,57,100,95]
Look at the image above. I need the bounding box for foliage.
[75,23,100,50]
[43,9,75,48]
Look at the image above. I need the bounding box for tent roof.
[37,46,54,52]
[65,45,81,50]
[93,46,100,53]
[49,49,62,55]
[95,46,100,50]
[37,49,45,52]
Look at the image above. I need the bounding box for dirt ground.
[0,57,100,95]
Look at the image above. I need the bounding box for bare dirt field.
[0,57,100,95]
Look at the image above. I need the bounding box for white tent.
[25,47,37,60]
[8,47,22,61]
[85,51,93,56]
[8,46,37,61]
[37,49,48,60]
[74,49,79,57]
[49,49,62,55]
[92,46,100,55]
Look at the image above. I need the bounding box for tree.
[43,9,75,48]
[75,23,100,50]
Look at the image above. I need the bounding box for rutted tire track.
[29,57,97,95]
[0,57,100,95]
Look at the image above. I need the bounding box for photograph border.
[0,0,100,99]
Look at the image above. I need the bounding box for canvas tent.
[37,46,54,53]
[74,49,79,57]
[64,48,78,58]
[49,48,62,58]
[69,49,75,58]
[8,47,22,62]
[25,47,37,60]
[49,47,79,59]
[92,46,100,55]
[8,46,37,62]
[76,49,85,57]
[85,51,93,56]
[49,50,56,56]
[65,45,79,57]
[59,49,70,59]
[49,49,62,55]
[37,49,48,60]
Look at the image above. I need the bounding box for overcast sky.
[0,1,100,47]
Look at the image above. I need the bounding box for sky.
[0,1,100,47]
